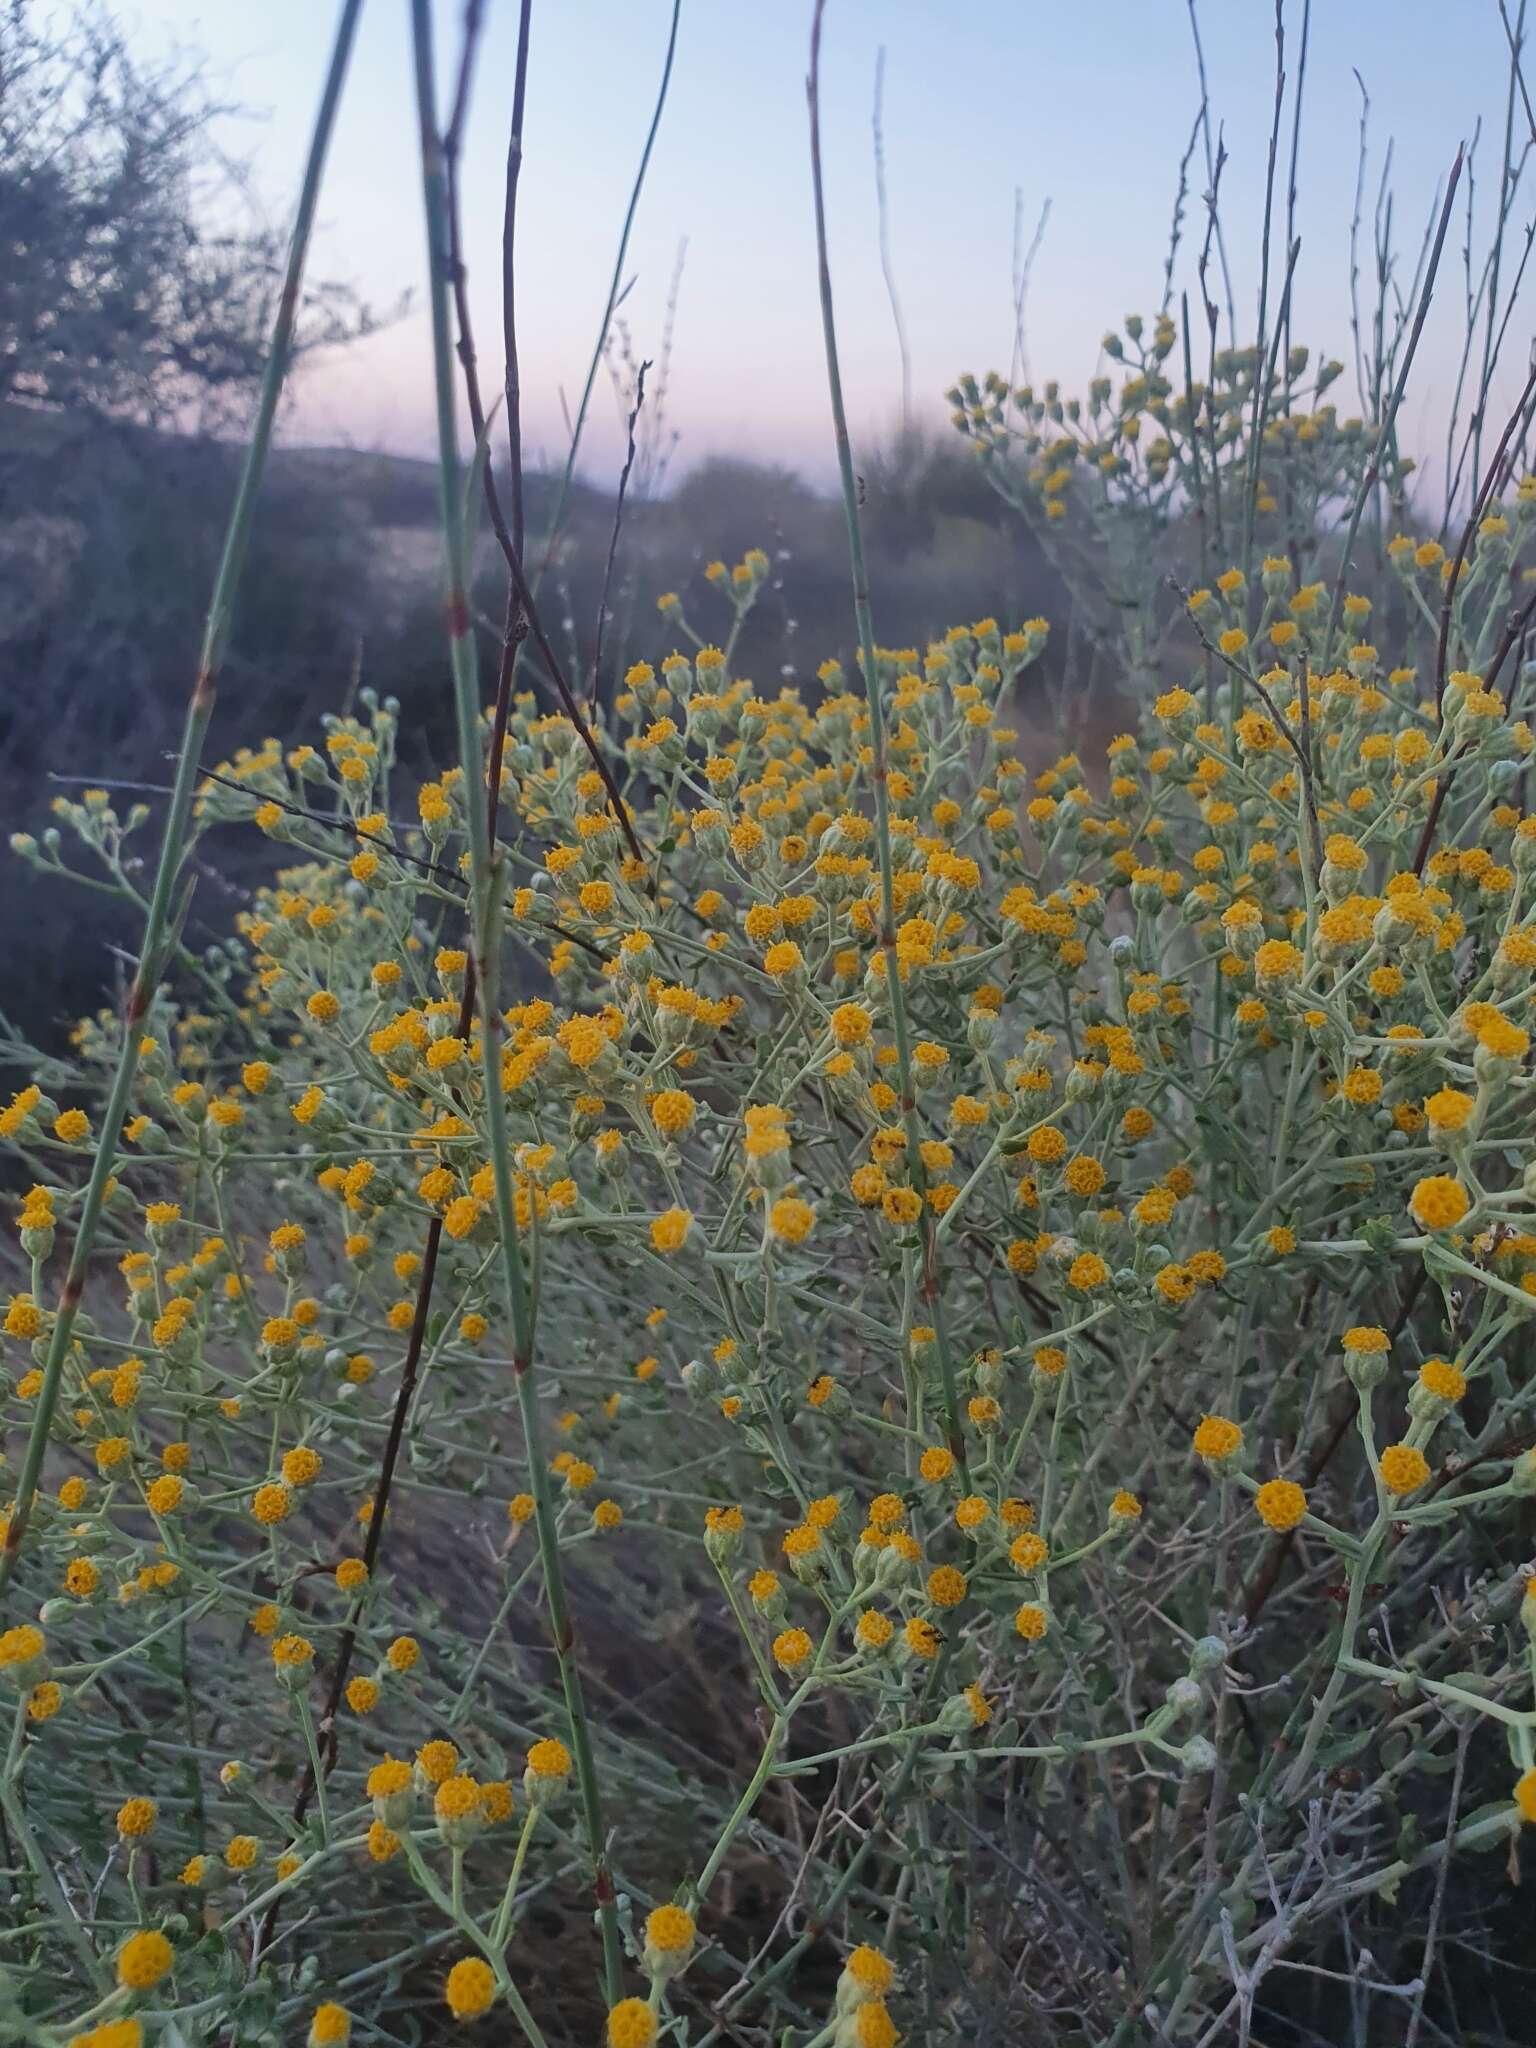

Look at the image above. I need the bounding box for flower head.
[607,2000,657,2048]
[116,1929,173,1991]
[1254,1478,1306,1531]
[445,1956,496,2020]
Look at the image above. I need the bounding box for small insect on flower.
[903,1616,941,1660]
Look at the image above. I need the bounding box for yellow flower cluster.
[8,483,1536,2043]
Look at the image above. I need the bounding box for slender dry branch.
[437,0,643,871]
[1433,354,1536,705]
[872,46,912,438]
[590,357,650,717]
[1322,143,1464,667]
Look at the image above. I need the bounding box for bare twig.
[1322,144,1464,667]
[1010,191,1052,392]
[1187,0,1237,346]
[1404,1720,1471,2048]
[871,47,912,437]
[436,0,643,871]
[1433,354,1536,707]
[590,358,650,717]
[532,0,681,590]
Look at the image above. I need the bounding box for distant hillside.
[0,400,1070,1052]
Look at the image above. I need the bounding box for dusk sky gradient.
[130,1,1531,496]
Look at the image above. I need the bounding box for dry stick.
[1195,137,1230,568]
[589,358,650,719]
[1485,581,1536,697]
[0,0,366,1606]
[1403,1720,1470,2048]
[1504,0,1536,145]
[269,688,522,1904]
[412,0,624,2004]
[1010,192,1052,391]
[437,0,643,874]
[1321,144,1464,671]
[269,0,545,1909]
[1241,231,1303,583]
[1348,72,1373,438]
[474,9,536,853]
[1432,354,1536,707]
[501,0,533,571]
[196,766,462,888]
[531,0,681,592]
[1180,292,1217,719]
[871,46,912,440]
[195,764,608,957]
[446,0,531,841]
[806,0,967,1479]
[277,0,575,1855]
[1186,0,1236,347]
[1280,0,1311,400]
[1237,0,1287,582]
[1160,117,1200,323]
[1407,358,1536,877]
[1411,578,1536,878]
[1469,0,1527,503]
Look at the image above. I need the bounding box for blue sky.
[130,0,1528,491]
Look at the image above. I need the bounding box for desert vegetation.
[6,3,1536,2046]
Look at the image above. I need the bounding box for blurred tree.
[0,0,377,426]
[0,1,390,1053]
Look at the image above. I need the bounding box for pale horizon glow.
[127,0,1530,502]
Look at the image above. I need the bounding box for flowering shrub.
[7,437,1536,2043]
[948,318,1388,691]
[5,0,1536,2026]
